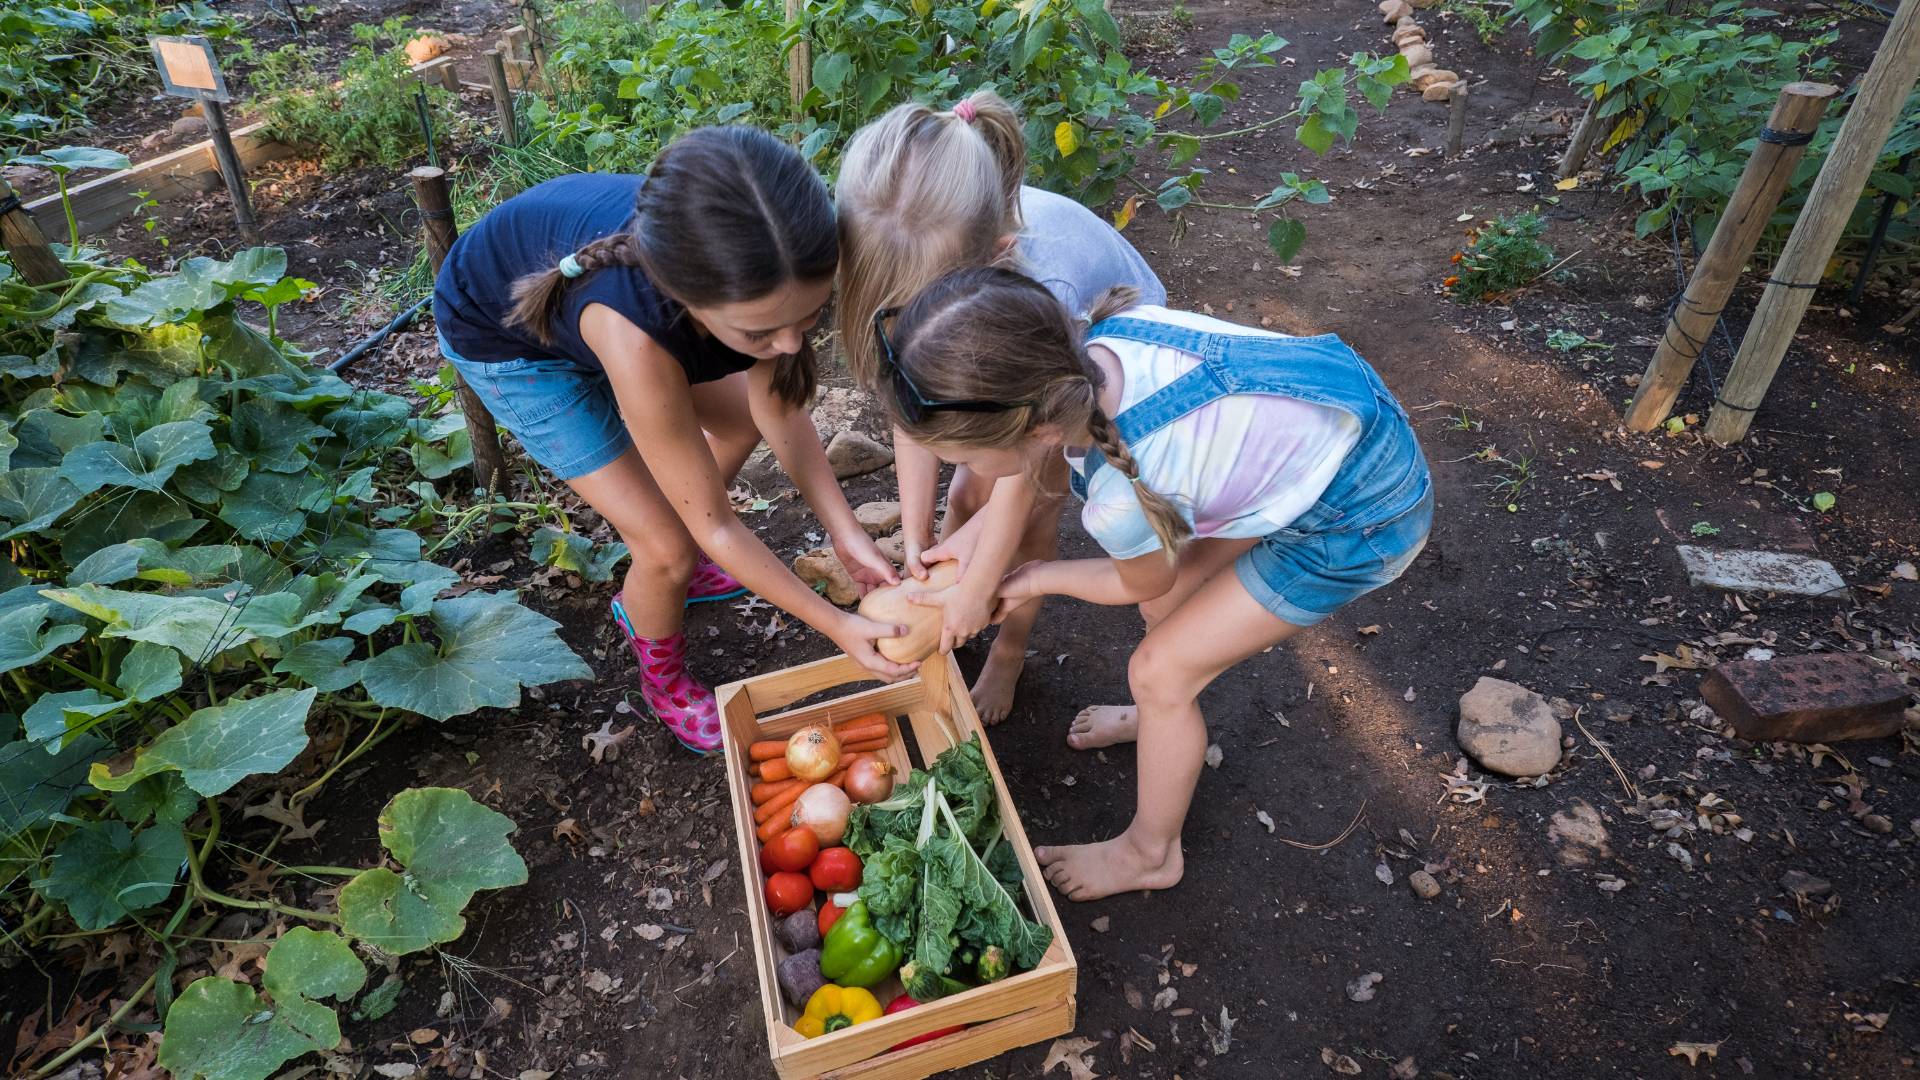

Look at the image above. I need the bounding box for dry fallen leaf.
[1357,624,1382,635]
[1152,986,1178,1011]
[1391,1056,1419,1079]
[1669,1041,1722,1066]
[408,1028,439,1045]
[1322,1047,1364,1075]
[1580,468,1623,492]
[552,819,585,845]
[635,923,664,941]
[582,720,636,764]
[1346,971,1384,1002]
[1042,1036,1101,1080]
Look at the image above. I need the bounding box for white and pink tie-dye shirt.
[1067,307,1361,560]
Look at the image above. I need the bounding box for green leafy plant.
[1509,0,1917,285]
[247,17,456,169]
[2,201,581,1073]
[1446,210,1555,301]
[4,145,130,250]
[1443,0,1512,45]
[0,0,234,138]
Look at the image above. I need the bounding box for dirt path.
[29,0,1916,1076]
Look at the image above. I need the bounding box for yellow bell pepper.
[795,984,883,1038]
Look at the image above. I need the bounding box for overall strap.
[1079,316,1232,487]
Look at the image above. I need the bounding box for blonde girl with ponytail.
[837,90,1166,724]
[878,267,1433,900]
[433,126,912,757]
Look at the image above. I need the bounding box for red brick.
[1701,653,1908,743]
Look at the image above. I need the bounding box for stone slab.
[1676,545,1848,601]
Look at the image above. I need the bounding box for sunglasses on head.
[873,307,1036,423]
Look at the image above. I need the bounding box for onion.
[791,783,852,846]
[843,756,895,805]
[786,724,841,782]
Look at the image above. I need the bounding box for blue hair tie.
[558,253,585,279]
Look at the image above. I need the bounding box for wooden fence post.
[1557,95,1605,179]
[0,180,70,285]
[200,95,260,241]
[486,49,518,145]
[1703,0,1920,444]
[1622,81,1838,432]
[409,166,508,494]
[1446,84,1468,157]
[786,0,809,115]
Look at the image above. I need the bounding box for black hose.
[328,295,431,372]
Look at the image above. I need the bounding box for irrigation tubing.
[328,295,430,372]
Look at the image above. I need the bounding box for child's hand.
[830,611,920,682]
[906,566,996,654]
[901,526,936,581]
[834,531,900,596]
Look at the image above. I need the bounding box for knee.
[1127,640,1195,712]
[627,531,697,582]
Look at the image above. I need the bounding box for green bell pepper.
[818,900,901,988]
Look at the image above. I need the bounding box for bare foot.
[1067,705,1138,750]
[970,644,1024,725]
[1036,834,1183,901]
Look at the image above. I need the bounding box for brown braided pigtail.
[505,232,647,347]
[1086,405,1190,561]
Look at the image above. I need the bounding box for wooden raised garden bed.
[717,653,1077,1080]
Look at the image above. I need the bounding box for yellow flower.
[795,984,884,1038]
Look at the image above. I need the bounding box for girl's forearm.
[1027,558,1155,607]
[894,432,942,543]
[768,408,865,544]
[960,474,1033,588]
[694,517,846,635]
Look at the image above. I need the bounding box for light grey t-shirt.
[1017,186,1167,318]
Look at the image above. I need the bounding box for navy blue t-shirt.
[432,173,758,384]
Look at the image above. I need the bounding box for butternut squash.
[855,561,962,663]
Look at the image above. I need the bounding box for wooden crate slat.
[816,999,1075,1080]
[25,120,294,238]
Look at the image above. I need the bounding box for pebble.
[1408,870,1441,899]
[873,532,906,563]
[1456,676,1563,777]
[825,430,894,479]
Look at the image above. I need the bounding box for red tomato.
[764,871,812,917]
[817,900,845,939]
[884,994,966,1050]
[809,847,862,892]
[758,841,780,875]
[764,826,820,874]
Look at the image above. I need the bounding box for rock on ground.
[874,533,907,564]
[1675,545,1848,600]
[826,430,893,479]
[793,548,858,606]
[1457,676,1562,777]
[854,501,901,537]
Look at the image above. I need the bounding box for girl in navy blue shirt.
[434,127,910,753]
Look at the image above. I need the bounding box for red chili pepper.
[884,993,966,1051]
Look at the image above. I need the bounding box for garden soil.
[11,0,1920,1077]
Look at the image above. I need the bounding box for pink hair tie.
[952,100,977,123]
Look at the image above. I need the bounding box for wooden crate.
[717,653,1077,1080]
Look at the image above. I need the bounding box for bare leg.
[940,463,1060,724]
[688,372,761,481]
[1066,537,1257,750]
[568,449,697,638]
[1038,567,1306,901]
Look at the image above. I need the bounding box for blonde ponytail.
[836,90,1031,389]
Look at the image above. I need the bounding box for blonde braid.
[1086,405,1189,560]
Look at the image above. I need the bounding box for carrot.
[841,736,890,755]
[830,722,888,745]
[749,740,789,762]
[757,813,794,843]
[755,780,809,826]
[751,777,803,805]
[834,713,888,733]
[757,758,793,783]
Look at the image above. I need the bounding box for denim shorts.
[1234,487,1433,626]
[442,335,631,480]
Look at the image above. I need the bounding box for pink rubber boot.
[610,593,721,754]
[685,554,748,606]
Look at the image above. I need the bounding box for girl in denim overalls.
[876,267,1432,900]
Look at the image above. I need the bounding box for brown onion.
[786,724,841,782]
[791,783,851,846]
[843,756,896,805]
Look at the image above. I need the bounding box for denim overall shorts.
[1072,316,1434,626]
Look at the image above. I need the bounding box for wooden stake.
[1446,84,1468,157]
[1557,95,1604,179]
[0,179,69,285]
[1623,81,1839,432]
[1704,0,1920,444]
[486,49,518,145]
[408,166,508,493]
[786,0,809,114]
[200,94,259,241]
